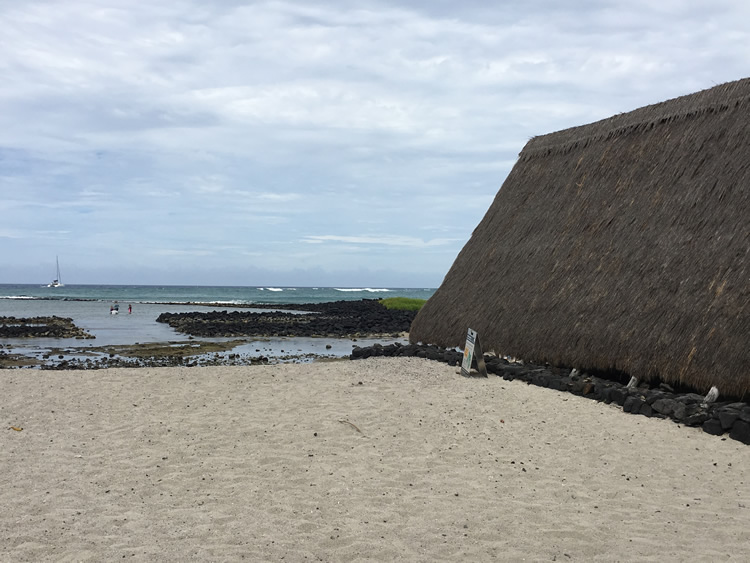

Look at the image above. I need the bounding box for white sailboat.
[47,256,64,287]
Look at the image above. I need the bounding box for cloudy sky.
[1,0,748,287]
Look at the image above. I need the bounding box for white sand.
[2,357,749,562]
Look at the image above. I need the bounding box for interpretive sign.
[461,328,488,378]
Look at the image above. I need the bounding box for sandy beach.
[2,357,749,562]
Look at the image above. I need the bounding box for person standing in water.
[128,304,132,314]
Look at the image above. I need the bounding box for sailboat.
[47,256,64,287]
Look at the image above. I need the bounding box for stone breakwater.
[350,342,750,446]
[156,299,415,338]
[0,316,94,339]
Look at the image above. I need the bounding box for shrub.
[379,297,427,312]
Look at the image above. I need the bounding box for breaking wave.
[334,288,392,293]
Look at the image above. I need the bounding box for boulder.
[702,418,725,436]
[729,420,750,445]
[716,408,741,431]
[652,398,677,417]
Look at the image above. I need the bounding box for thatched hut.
[410,78,750,398]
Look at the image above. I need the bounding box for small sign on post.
[460,328,488,378]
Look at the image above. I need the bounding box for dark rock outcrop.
[156,299,415,338]
[0,316,94,339]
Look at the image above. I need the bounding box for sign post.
[460,328,488,378]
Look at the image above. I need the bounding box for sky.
[1,1,749,287]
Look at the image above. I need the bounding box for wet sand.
[2,357,749,561]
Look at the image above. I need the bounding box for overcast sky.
[1,0,748,287]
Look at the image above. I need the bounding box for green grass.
[379,297,427,311]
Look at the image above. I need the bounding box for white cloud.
[301,235,462,247]
[0,229,25,239]
[151,248,216,257]
[1,0,749,285]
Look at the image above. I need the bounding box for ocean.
[0,284,435,306]
[0,284,436,365]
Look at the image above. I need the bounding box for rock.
[638,403,653,417]
[426,348,441,361]
[644,390,667,405]
[156,299,417,338]
[652,398,677,417]
[609,388,627,406]
[570,380,586,395]
[548,378,565,391]
[702,418,725,436]
[676,393,706,406]
[532,372,551,388]
[672,402,687,421]
[0,315,94,339]
[499,365,527,378]
[589,380,609,401]
[598,386,614,403]
[729,420,750,445]
[716,408,741,430]
[683,404,710,426]
[623,396,645,413]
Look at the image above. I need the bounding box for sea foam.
[334,288,391,293]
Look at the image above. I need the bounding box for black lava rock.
[702,418,725,436]
[730,420,750,445]
[156,299,415,338]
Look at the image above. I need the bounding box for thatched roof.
[410,78,750,398]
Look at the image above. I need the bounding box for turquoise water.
[0,284,435,305]
[0,285,435,362]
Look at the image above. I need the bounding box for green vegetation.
[379,297,427,311]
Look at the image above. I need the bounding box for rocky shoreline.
[0,300,414,369]
[0,316,94,339]
[155,299,415,338]
[0,338,342,370]
[350,342,750,445]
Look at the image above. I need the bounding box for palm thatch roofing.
[410,78,750,398]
